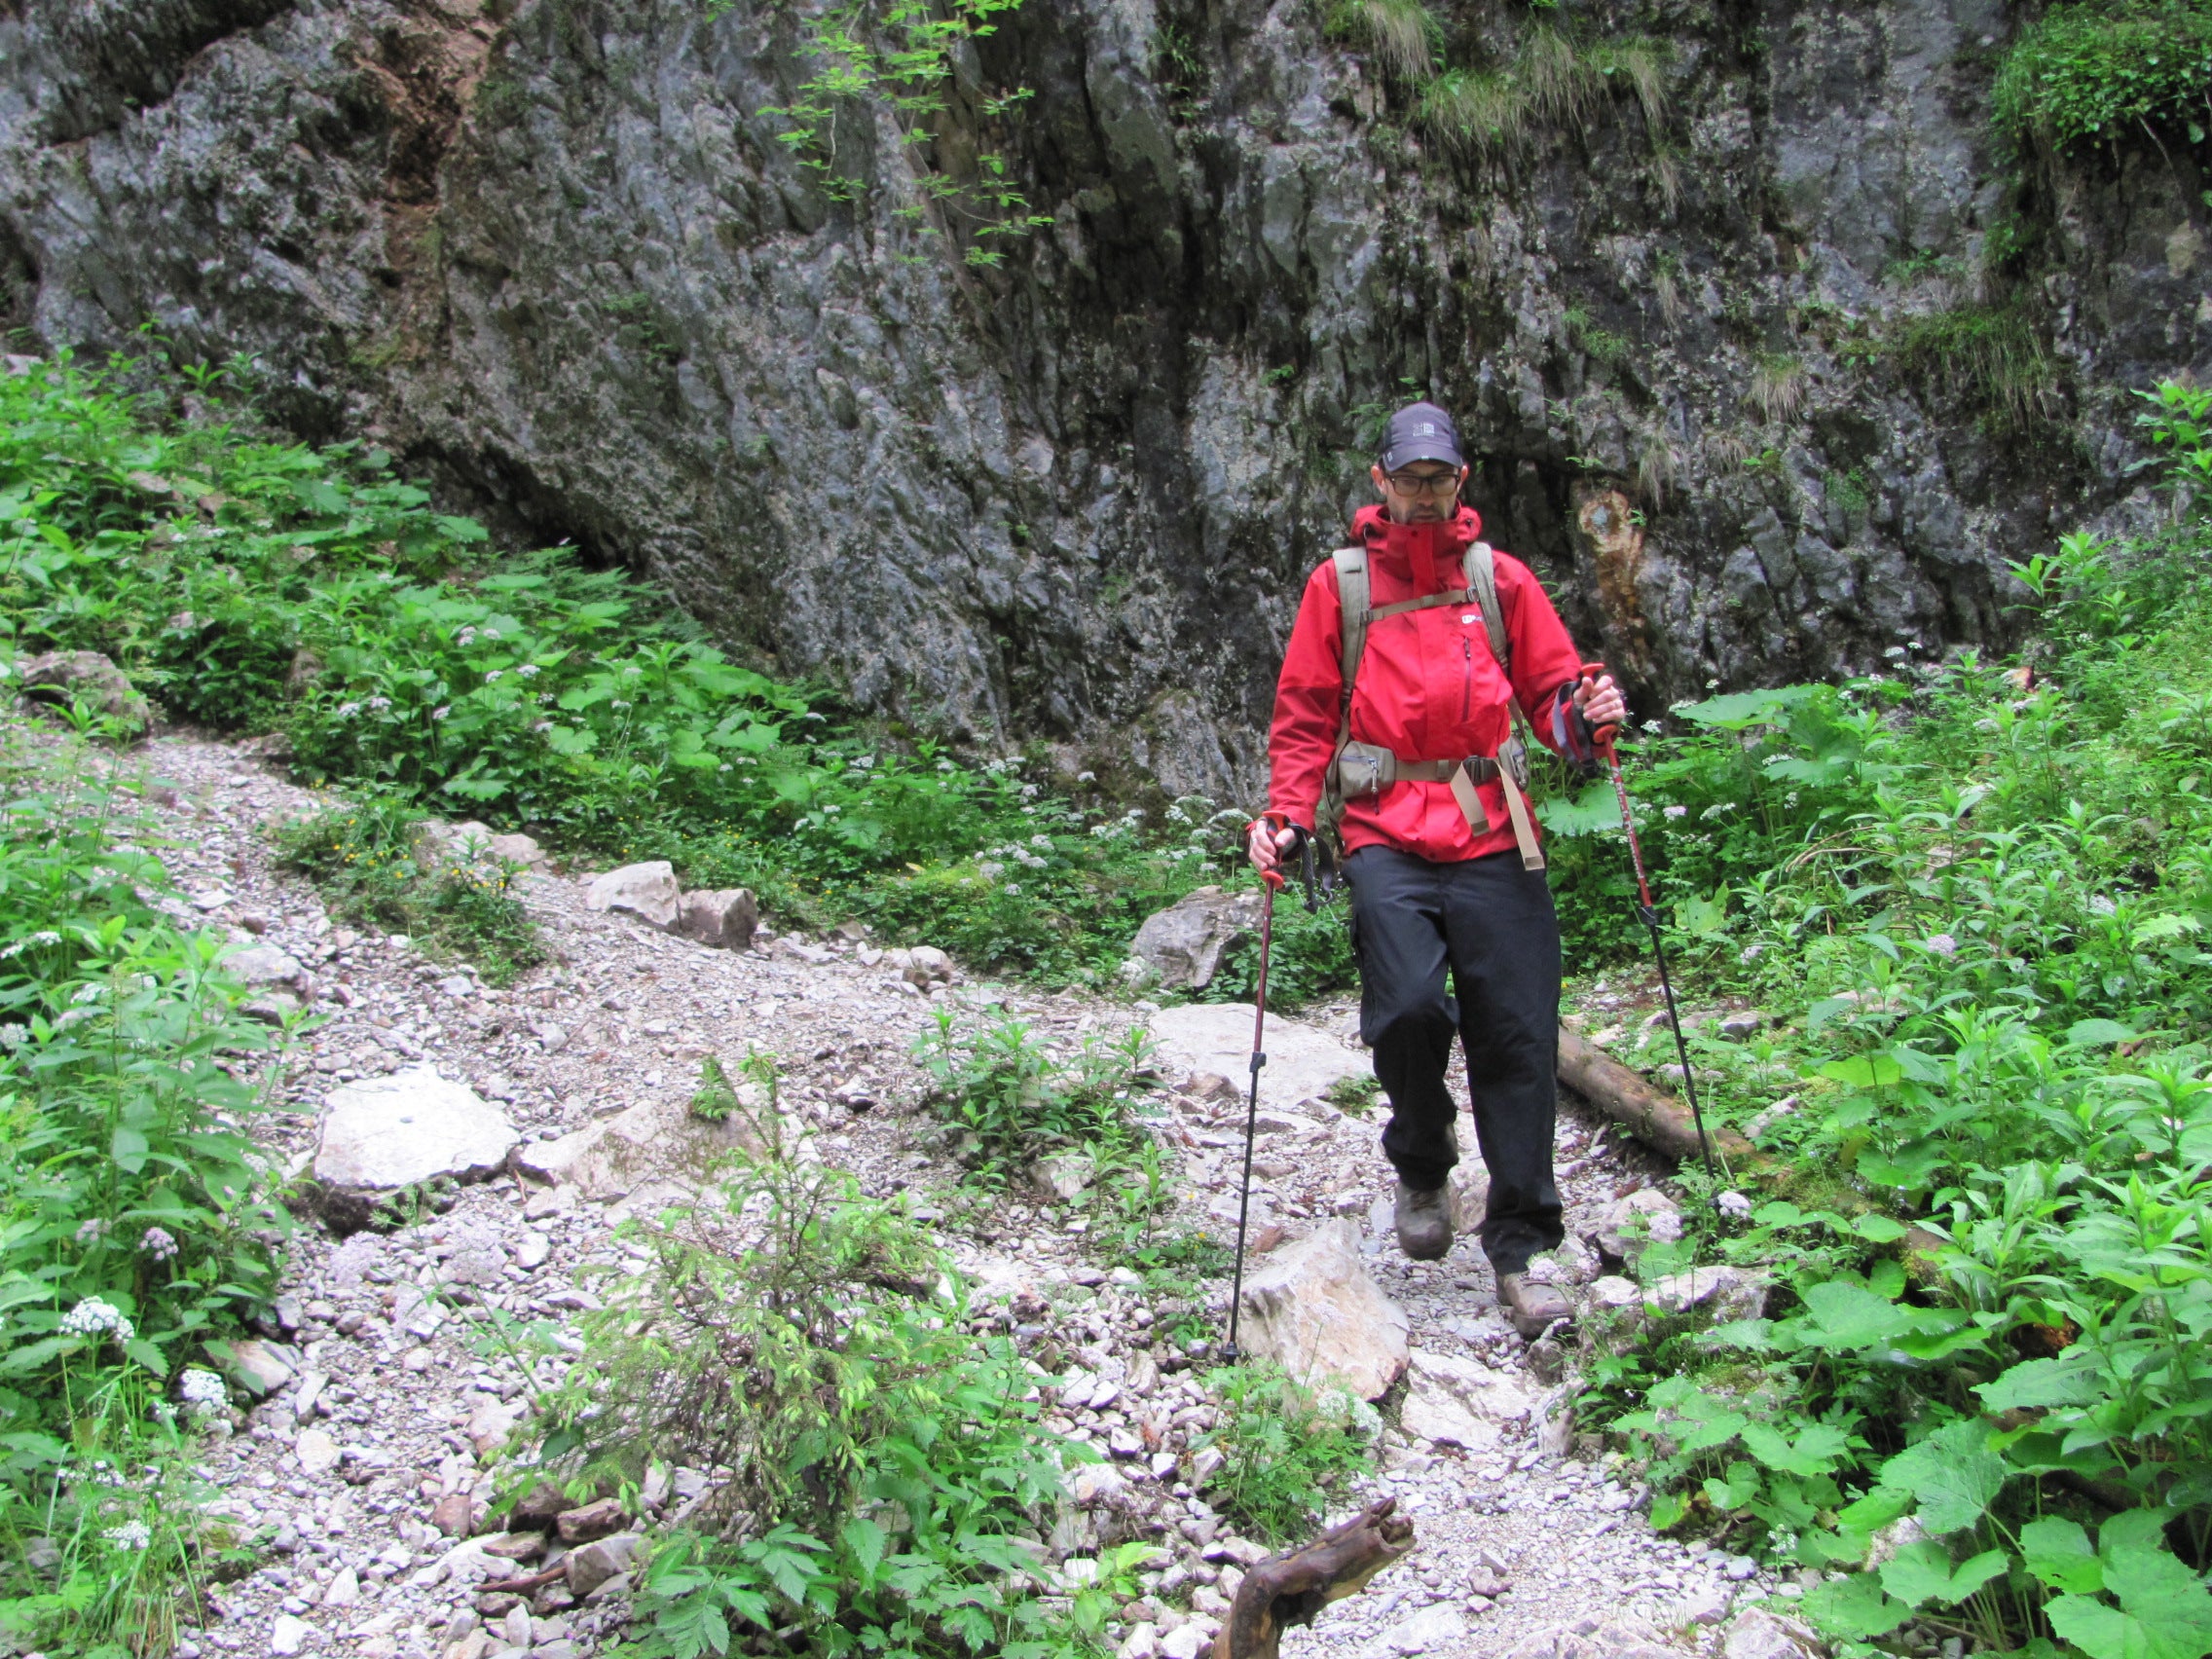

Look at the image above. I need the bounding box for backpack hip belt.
[1322,538,1546,873]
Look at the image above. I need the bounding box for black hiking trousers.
[1346,843,1565,1276]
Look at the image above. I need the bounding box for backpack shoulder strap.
[1330,546,1369,708]
[1463,541,1510,677]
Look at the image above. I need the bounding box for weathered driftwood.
[1212,1497,1416,1659]
[1556,1027,1757,1167]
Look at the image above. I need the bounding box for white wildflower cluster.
[1715,1190,1753,1219]
[936,759,956,773]
[850,755,876,771]
[0,1023,27,1051]
[608,699,632,711]
[138,1226,178,1261]
[1662,804,1689,820]
[1029,834,1051,851]
[516,663,540,678]
[334,701,362,719]
[1077,770,1096,784]
[70,982,104,1005]
[990,840,1050,871]
[104,1519,151,1551]
[1924,933,1958,957]
[75,1217,108,1244]
[1020,783,1040,798]
[431,705,451,720]
[1,931,62,958]
[483,669,503,682]
[177,1368,228,1413]
[366,695,391,712]
[457,626,477,646]
[60,1297,134,1342]
[2089,895,2118,917]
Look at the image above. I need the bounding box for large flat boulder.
[313,1067,516,1231]
[1146,1004,1369,1111]
[18,649,151,735]
[1235,1218,1408,1400]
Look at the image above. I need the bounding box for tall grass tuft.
[1324,0,1440,80]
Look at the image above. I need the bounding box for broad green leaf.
[1878,1419,2009,1534]
[1742,1419,1849,1477]
[1979,1357,2099,1412]
[1792,1279,1914,1350]
[1821,1053,1903,1088]
[111,1124,150,1172]
[2022,1517,2103,1595]
[2101,1541,2212,1659]
[2066,1018,2139,1048]
[1802,1572,1912,1641]
[1881,1541,2009,1607]
[841,1516,887,1582]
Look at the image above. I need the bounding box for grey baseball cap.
[1379,401,1464,471]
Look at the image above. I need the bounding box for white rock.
[226,944,306,988]
[1127,886,1262,990]
[565,1532,642,1597]
[1235,1217,1408,1399]
[466,1396,525,1456]
[584,862,680,930]
[206,1337,298,1393]
[1646,1266,1769,1322]
[1146,1004,1369,1114]
[313,1067,515,1204]
[1069,1463,1130,1506]
[903,945,953,985]
[321,1567,359,1607]
[1119,1622,1160,1659]
[1585,1275,1644,1311]
[514,1098,756,1199]
[1160,1627,1210,1659]
[1399,1348,1534,1449]
[1721,1604,1825,1659]
[1375,1601,1468,1655]
[295,1428,342,1476]
[486,831,547,868]
[270,1612,312,1656]
[1592,1188,1683,1265]
[1676,1586,1733,1627]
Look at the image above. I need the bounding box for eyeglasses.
[1385,469,1463,497]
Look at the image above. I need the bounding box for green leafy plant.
[541,1133,1111,1657]
[1994,1,2212,156]
[273,803,546,985]
[755,0,1051,269]
[1196,1365,1373,1544]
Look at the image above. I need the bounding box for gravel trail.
[83,726,1814,1659]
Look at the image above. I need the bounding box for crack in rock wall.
[2,0,2204,799]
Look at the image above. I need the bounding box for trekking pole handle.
[1579,661,1622,757]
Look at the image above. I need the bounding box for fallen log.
[1212,1497,1415,1659]
[1556,1027,1757,1168]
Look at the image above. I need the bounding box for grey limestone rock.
[673,886,758,950]
[1126,886,1261,991]
[1235,1217,1408,1400]
[312,1065,517,1231]
[584,862,680,931]
[17,649,151,735]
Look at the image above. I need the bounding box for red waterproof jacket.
[1267,503,1588,864]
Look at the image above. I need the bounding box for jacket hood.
[1351,503,1484,595]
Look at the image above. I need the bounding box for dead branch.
[1211,1497,1416,1659]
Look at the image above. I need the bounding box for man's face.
[1371,461,1467,525]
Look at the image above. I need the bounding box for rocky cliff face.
[2,0,2202,797]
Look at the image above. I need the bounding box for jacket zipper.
[1461,636,1473,723]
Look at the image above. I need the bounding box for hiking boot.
[1498,1272,1572,1340]
[1394,1182,1454,1261]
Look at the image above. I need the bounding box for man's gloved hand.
[1246,813,1302,876]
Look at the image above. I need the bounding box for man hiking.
[1248,400,1626,1340]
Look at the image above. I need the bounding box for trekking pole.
[1582,666,1722,1183]
[1225,822,1297,1363]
